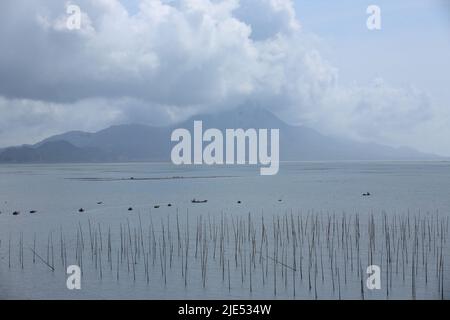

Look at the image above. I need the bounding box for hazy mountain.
[0,108,441,163]
[36,124,171,162]
[175,108,441,161]
[0,140,109,163]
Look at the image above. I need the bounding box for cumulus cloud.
[0,0,445,154]
[0,97,120,147]
[0,95,194,147]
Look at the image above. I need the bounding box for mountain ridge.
[0,108,443,163]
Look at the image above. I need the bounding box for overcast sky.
[0,0,449,155]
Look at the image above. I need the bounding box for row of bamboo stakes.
[0,210,448,299]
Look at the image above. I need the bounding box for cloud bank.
[0,0,445,154]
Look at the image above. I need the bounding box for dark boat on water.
[191,199,208,204]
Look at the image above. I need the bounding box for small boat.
[29,210,37,214]
[154,205,160,209]
[13,211,20,216]
[97,202,103,205]
[78,208,85,213]
[167,204,172,207]
[237,201,242,204]
[191,199,208,204]
[362,192,371,196]
[128,207,133,211]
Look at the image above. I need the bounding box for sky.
[0,0,449,155]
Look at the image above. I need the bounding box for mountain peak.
[180,106,288,130]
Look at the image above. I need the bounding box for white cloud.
[0,96,193,146]
[0,0,447,155]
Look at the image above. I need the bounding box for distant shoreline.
[1,159,449,165]
[64,175,240,182]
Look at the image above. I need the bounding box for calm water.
[0,161,449,299]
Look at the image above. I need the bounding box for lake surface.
[0,161,449,299]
